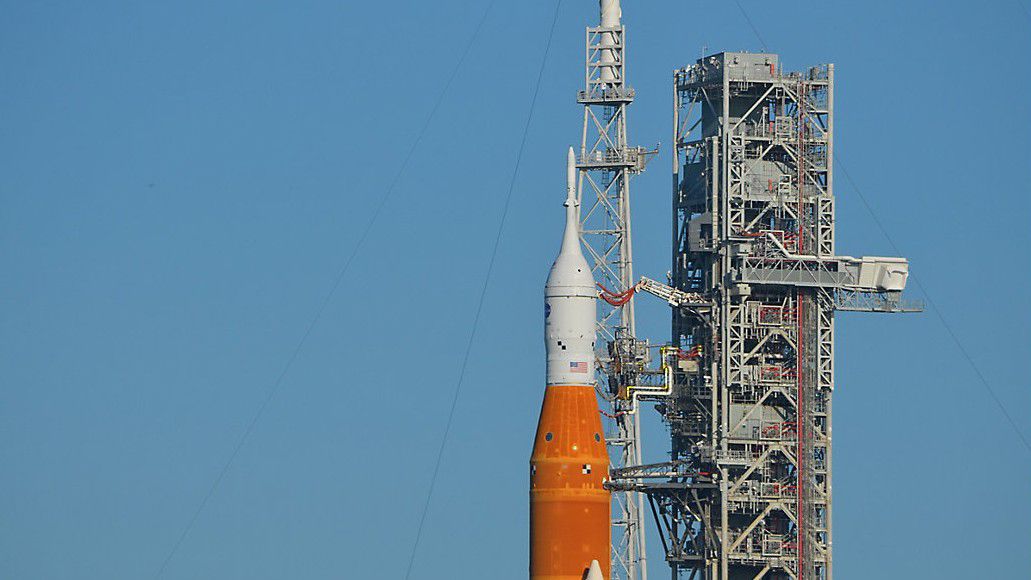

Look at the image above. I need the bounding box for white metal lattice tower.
[616,51,920,580]
[575,2,654,579]
[603,50,920,580]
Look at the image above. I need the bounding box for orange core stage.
[530,385,610,580]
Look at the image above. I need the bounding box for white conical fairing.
[586,560,605,580]
[544,148,597,386]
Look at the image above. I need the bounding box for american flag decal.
[569,361,589,373]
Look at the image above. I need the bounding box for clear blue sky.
[2,1,1028,578]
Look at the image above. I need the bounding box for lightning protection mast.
[576,2,655,579]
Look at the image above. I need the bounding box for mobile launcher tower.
[554,3,923,580]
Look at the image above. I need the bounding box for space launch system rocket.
[529,149,609,580]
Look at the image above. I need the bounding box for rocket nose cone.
[586,559,605,580]
[549,147,593,292]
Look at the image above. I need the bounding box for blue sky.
[1,1,1028,578]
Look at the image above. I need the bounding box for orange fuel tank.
[529,384,610,580]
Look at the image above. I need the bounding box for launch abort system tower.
[610,52,920,580]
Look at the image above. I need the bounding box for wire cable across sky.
[836,160,1031,454]
[153,3,500,576]
[401,1,566,577]
[731,0,1028,454]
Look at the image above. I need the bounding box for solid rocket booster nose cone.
[586,560,605,580]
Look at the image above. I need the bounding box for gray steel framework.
[575,12,654,580]
[608,52,919,580]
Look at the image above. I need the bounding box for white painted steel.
[598,0,620,82]
[600,0,621,26]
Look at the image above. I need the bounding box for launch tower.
[607,52,921,580]
[574,2,654,579]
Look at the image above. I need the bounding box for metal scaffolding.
[575,4,655,579]
[607,52,920,579]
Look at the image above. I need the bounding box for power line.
[734,0,769,52]
[729,0,1030,455]
[401,1,565,578]
[1017,0,1030,20]
[835,161,1031,454]
[152,4,498,577]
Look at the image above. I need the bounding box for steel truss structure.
[575,11,654,580]
[610,52,919,580]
